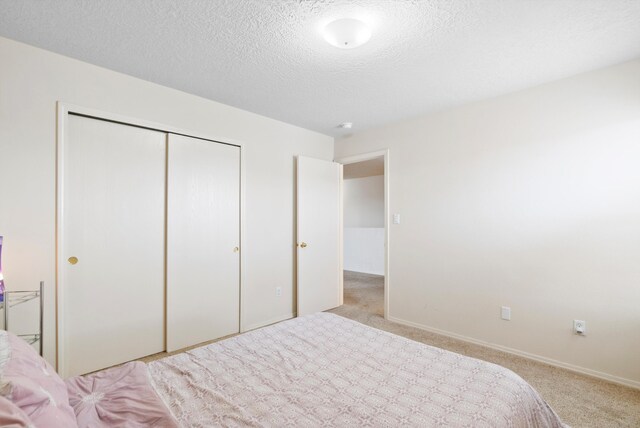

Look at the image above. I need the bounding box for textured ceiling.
[1,1,639,137]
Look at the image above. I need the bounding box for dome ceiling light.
[323,18,372,49]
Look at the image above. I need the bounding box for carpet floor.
[329,271,640,428]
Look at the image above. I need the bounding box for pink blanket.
[66,361,178,428]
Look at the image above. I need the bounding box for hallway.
[330,270,384,323]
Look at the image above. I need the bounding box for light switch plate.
[501,306,511,320]
[393,213,400,224]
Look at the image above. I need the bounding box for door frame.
[334,149,390,319]
[56,102,246,375]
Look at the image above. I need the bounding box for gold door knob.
[300,242,308,248]
[68,256,79,265]
[233,247,239,253]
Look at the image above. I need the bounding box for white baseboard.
[242,313,295,333]
[387,315,640,391]
[344,269,384,277]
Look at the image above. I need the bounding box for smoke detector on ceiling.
[323,19,371,49]
[337,122,353,129]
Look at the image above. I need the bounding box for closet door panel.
[167,134,240,352]
[62,115,166,377]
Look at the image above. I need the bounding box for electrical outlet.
[573,320,586,335]
[276,287,282,297]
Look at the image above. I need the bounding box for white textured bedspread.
[149,313,565,427]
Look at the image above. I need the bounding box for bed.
[1,313,566,427]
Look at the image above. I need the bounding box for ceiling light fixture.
[323,18,371,49]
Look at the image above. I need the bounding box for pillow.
[66,361,179,428]
[0,330,77,428]
[0,395,33,428]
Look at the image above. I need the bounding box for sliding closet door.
[166,134,240,352]
[61,115,166,377]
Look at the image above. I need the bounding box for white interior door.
[166,134,240,352]
[62,115,166,377]
[297,156,342,316]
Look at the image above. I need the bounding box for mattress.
[149,313,565,427]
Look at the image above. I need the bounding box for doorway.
[335,151,389,320]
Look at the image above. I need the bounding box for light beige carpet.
[329,271,640,428]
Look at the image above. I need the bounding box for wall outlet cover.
[573,319,586,335]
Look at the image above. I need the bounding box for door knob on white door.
[68,256,79,265]
[233,247,239,253]
[300,242,308,248]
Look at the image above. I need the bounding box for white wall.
[343,175,385,275]
[344,176,384,228]
[335,59,640,387]
[0,37,333,366]
[343,228,384,276]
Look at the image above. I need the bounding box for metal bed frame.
[2,281,44,355]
